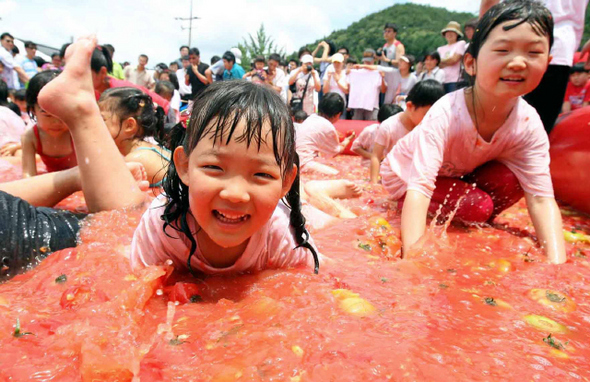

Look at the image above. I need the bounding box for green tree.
[237,24,285,69]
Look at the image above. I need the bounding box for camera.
[376,48,383,57]
[306,64,313,72]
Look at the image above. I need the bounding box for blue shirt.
[223,63,245,81]
[20,57,38,79]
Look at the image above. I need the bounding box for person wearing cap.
[437,21,467,93]
[221,51,245,81]
[289,54,321,115]
[322,53,349,109]
[379,23,405,68]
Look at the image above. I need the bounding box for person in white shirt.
[0,33,29,90]
[417,51,445,84]
[265,53,287,102]
[176,56,192,101]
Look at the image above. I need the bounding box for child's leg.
[464,161,524,220]
[302,160,340,175]
[397,177,494,224]
[37,37,145,213]
[303,180,359,219]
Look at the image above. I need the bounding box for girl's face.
[99,102,131,150]
[469,20,551,99]
[175,121,296,252]
[398,59,410,73]
[254,61,265,70]
[424,56,437,71]
[444,31,459,44]
[34,104,68,135]
[160,73,170,82]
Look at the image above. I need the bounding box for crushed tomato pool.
[0,156,589,381]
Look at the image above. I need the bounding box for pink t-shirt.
[351,123,379,165]
[348,69,382,111]
[130,195,317,274]
[295,114,340,168]
[437,40,467,84]
[0,106,26,148]
[380,89,554,200]
[373,114,410,157]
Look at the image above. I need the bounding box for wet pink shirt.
[373,114,410,157]
[351,123,378,165]
[295,114,340,168]
[131,195,317,274]
[381,89,554,200]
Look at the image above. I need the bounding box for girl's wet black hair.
[99,87,166,146]
[162,80,320,276]
[467,0,554,60]
[25,70,61,117]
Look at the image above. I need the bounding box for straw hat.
[441,21,464,38]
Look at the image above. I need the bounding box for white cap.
[230,47,242,64]
[331,53,344,63]
[301,54,313,64]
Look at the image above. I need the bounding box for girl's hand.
[0,143,20,157]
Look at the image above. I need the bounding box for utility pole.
[175,0,200,47]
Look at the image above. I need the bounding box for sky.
[0,0,478,66]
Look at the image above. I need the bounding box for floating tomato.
[527,289,577,313]
[166,282,201,304]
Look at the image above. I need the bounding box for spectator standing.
[322,53,349,107]
[0,33,28,90]
[186,47,210,99]
[175,45,189,67]
[348,50,386,121]
[379,23,405,67]
[289,54,321,115]
[124,54,155,90]
[266,53,287,102]
[104,44,124,80]
[19,41,39,85]
[221,51,245,81]
[176,56,192,101]
[417,51,445,84]
[169,61,179,73]
[437,21,467,93]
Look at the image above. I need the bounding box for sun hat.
[230,47,242,64]
[331,53,344,63]
[441,21,464,38]
[301,54,314,64]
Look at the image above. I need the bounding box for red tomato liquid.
[0,156,589,381]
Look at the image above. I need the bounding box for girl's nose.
[507,55,527,70]
[219,179,250,203]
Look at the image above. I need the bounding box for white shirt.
[176,68,192,96]
[542,0,590,66]
[0,46,19,89]
[348,69,382,111]
[376,66,402,104]
[322,65,349,105]
[418,67,445,84]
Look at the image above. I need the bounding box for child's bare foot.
[305,180,362,200]
[38,36,99,125]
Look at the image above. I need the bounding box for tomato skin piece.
[59,285,109,309]
[167,282,201,304]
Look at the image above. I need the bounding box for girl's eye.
[494,49,509,53]
[529,51,544,55]
[202,165,222,171]
[255,172,276,180]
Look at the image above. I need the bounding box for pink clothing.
[381,89,554,200]
[0,106,26,148]
[437,40,467,83]
[347,69,382,111]
[131,195,317,274]
[373,114,410,157]
[295,114,340,168]
[351,123,379,165]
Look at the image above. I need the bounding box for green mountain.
[298,3,476,61]
[297,2,590,62]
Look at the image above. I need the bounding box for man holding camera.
[379,23,405,68]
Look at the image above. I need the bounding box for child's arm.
[125,149,168,187]
[352,146,372,160]
[561,101,571,113]
[369,143,386,183]
[400,190,431,255]
[338,133,355,154]
[20,128,37,178]
[525,193,567,264]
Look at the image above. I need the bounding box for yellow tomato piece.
[372,217,391,230]
[292,345,304,358]
[563,230,590,244]
[0,295,8,307]
[528,289,577,313]
[549,348,569,359]
[331,289,359,300]
[339,297,377,317]
[523,314,568,334]
[496,259,513,273]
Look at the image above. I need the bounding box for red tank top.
[33,124,77,173]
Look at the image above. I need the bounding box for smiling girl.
[131,81,320,275]
[381,0,567,264]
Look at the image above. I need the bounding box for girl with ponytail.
[130,80,320,276]
[98,87,170,187]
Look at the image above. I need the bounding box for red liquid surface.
[0,156,589,381]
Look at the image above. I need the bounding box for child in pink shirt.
[351,104,402,166]
[295,93,355,175]
[369,80,444,183]
[384,1,567,264]
[131,81,321,275]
